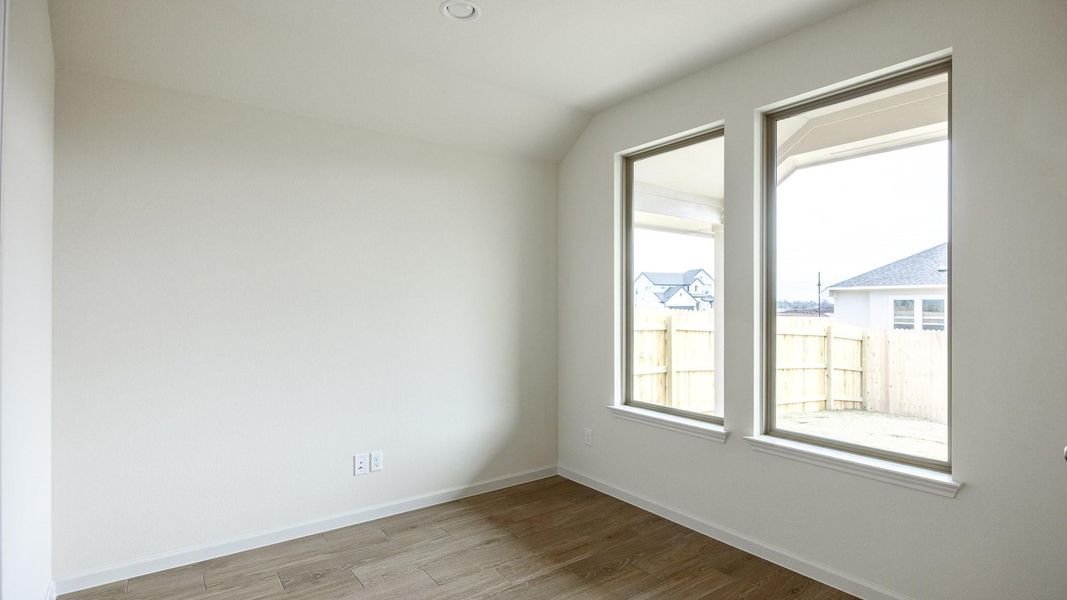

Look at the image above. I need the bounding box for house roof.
[640,269,712,286]
[655,286,693,303]
[829,243,948,290]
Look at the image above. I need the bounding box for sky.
[776,141,948,301]
[632,140,948,302]
[633,229,714,277]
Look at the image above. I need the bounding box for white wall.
[833,288,945,329]
[558,1,1067,599]
[830,290,871,327]
[52,71,558,582]
[0,0,54,598]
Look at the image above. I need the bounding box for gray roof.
[639,269,711,286]
[654,286,690,303]
[829,243,947,289]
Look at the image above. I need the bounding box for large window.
[764,60,951,470]
[624,129,725,423]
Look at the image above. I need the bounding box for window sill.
[744,434,962,498]
[607,404,728,443]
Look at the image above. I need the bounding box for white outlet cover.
[370,450,384,472]
[583,427,593,446]
[354,453,369,475]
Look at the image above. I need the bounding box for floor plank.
[59,476,856,600]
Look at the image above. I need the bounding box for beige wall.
[52,71,558,583]
[558,1,1067,599]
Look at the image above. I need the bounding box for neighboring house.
[634,269,714,311]
[827,243,947,330]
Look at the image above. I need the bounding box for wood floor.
[61,476,855,600]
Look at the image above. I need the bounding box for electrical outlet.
[583,427,593,446]
[370,450,384,472]
[354,453,369,475]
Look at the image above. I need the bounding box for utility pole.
[817,271,822,317]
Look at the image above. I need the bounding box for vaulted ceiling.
[49,0,867,161]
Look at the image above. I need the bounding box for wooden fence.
[633,308,715,414]
[632,311,948,423]
[776,317,947,423]
[860,325,948,423]
[775,318,864,414]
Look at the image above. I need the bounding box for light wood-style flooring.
[61,476,855,600]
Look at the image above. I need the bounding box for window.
[922,298,946,331]
[624,128,725,423]
[893,299,915,330]
[893,296,946,330]
[764,60,951,471]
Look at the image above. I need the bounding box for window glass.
[922,299,946,331]
[767,65,950,468]
[893,299,916,330]
[628,133,725,421]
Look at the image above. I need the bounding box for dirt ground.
[777,409,947,462]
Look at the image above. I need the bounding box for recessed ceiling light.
[440,0,481,22]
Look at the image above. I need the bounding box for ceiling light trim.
[440,0,481,23]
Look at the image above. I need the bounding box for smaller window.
[893,299,915,330]
[624,128,725,423]
[922,299,946,331]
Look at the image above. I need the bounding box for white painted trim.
[557,466,916,600]
[826,284,945,293]
[888,293,947,331]
[607,404,728,443]
[54,465,557,595]
[44,581,57,600]
[745,435,961,498]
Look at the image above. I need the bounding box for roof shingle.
[829,243,947,289]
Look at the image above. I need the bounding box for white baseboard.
[55,465,557,595]
[45,580,57,600]
[557,466,913,600]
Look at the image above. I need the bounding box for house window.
[624,128,724,423]
[891,296,947,330]
[922,299,946,330]
[763,59,951,471]
[893,299,915,330]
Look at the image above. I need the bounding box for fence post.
[665,311,675,407]
[859,332,867,410]
[825,321,835,411]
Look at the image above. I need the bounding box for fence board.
[863,328,948,423]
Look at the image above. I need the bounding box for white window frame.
[891,294,948,331]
